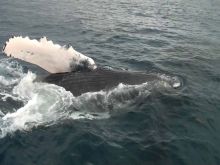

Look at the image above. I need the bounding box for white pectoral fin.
[3,36,97,73]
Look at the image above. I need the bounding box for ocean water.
[0,0,220,165]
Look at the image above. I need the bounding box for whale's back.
[43,68,159,96]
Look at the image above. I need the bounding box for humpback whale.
[43,68,161,96]
[2,36,179,96]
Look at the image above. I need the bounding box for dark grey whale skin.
[42,68,160,96]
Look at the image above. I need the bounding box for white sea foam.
[0,72,73,137]
[0,92,21,102]
[0,75,19,86]
[3,36,97,73]
[0,58,25,82]
[159,74,181,88]
[0,111,4,117]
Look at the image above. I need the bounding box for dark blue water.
[0,0,220,164]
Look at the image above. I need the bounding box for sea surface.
[0,0,220,165]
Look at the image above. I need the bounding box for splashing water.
[0,72,74,137]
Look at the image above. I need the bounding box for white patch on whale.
[3,36,97,73]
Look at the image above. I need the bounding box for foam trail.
[3,36,97,73]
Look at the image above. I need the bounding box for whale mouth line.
[2,36,97,73]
